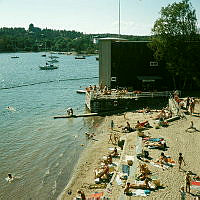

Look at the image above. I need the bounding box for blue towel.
[122,164,130,175]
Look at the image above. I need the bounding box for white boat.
[39,63,58,70]
[76,90,86,94]
[11,56,19,58]
[75,55,86,59]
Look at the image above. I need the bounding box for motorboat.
[39,62,58,70]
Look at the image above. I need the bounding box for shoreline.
[58,100,200,200]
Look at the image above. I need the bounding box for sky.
[0,0,199,35]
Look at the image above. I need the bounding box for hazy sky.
[0,0,199,35]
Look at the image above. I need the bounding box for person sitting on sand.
[76,190,86,200]
[185,121,198,132]
[123,122,133,132]
[110,147,119,157]
[178,153,186,171]
[85,132,95,139]
[67,107,73,116]
[124,182,131,195]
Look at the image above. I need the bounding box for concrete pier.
[85,90,172,113]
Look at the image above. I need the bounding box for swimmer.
[6,173,14,183]
[6,106,16,111]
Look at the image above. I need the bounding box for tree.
[150,0,199,89]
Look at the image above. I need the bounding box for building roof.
[98,37,127,41]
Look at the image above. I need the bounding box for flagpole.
[119,0,121,38]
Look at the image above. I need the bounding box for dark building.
[99,38,172,91]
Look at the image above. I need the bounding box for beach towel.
[116,174,123,185]
[131,189,150,196]
[191,181,200,190]
[87,192,104,200]
[149,162,169,169]
[122,164,130,175]
[143,137,164,142]
[125,155,134,162]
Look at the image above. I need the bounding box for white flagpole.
[119,0,121,38]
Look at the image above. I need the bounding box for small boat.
[75,56,86,59]
[41,54,46,57]
[11,56,19,58]
[39,63,58,70]
[96,57,99,61]
[48,59,59,63]
[76,90,86,94]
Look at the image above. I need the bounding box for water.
[0,53,99,200]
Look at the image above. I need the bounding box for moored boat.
[39,63,58,70]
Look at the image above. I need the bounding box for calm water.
[0,53,99,200]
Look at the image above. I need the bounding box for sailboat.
[39,45,58,70]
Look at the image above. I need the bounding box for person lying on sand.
[135,121,150,130]
[144,140,167,150]
[155,152,175,169]
[124,178,150,194]
[94,164,109,180]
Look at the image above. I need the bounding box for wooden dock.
[53,113,98,119]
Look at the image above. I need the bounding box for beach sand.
[59,102,200,200]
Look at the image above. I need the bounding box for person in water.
[7,173,14,183]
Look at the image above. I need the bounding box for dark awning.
[137,76,162,83]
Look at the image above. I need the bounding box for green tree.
[150,0,199,89]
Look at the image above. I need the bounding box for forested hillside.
[0,24,151,53]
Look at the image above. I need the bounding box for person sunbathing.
[155,153,175,168]
[124,178,150,193]
[95,164,109,180]
[140,164,151,175]
[135,121,150,130]
[144,140,166,150]
[106,155,112,164]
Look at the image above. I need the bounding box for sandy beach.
[59,99,200,200]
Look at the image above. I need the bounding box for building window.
[111,77,117,82]
[150,61,158,66]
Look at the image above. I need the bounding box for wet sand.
[58,102,200,200]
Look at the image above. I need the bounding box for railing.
[86,90,172,100]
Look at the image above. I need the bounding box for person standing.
[111,120,114,130]
[180,186,186,200]
[77,190,86,200]
[178,153,186,171]
[185,173,191,193]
